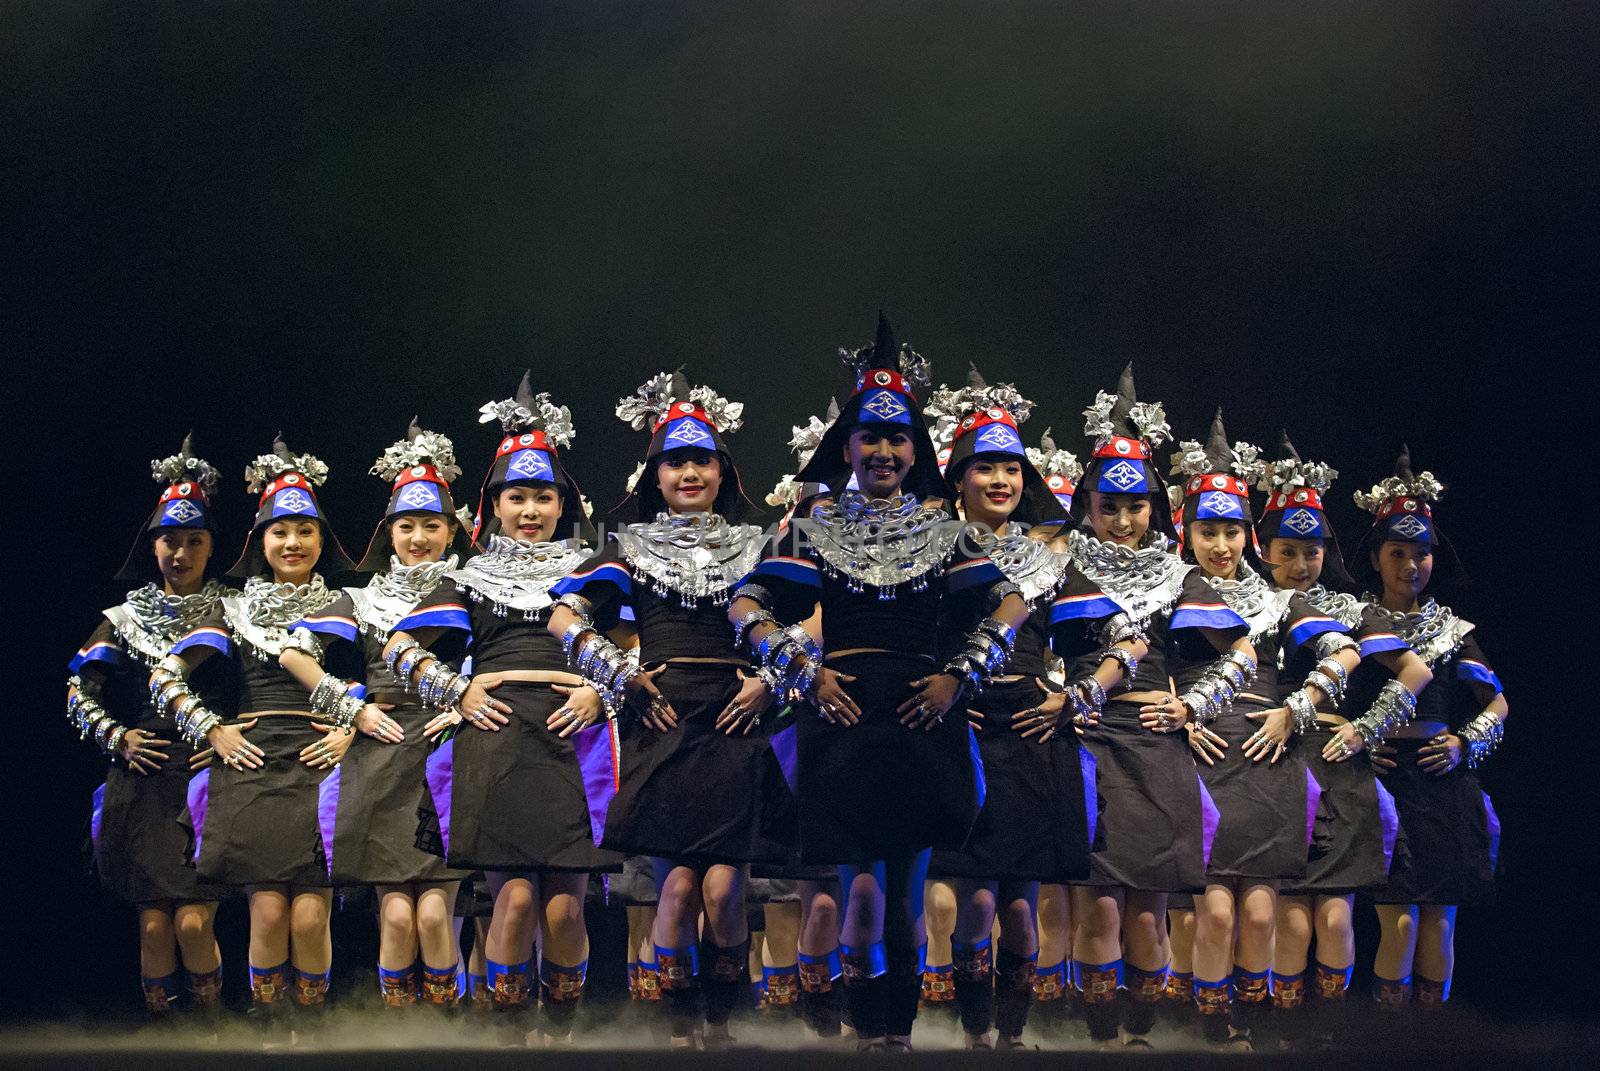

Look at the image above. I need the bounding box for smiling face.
[1086,490,1152,547]
[1189,519,1246,579]
[495,482,564,543]
[153,529,212,595]
[1263,536,1325,592]
[262,520,322,585]
[388,512,454,566]
[1372,539,1433,606]
[959,457,1023,531]
[656,449,723,513]
[845,425,915,497]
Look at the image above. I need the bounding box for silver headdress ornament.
[687,383,745,434]
[923,363,1034,450]
[838,312,932,395]
[151,432,220,495]
[371,417,463,483]
[1353,445,1445,514]
[1025,428,1084,483]
[1169,410,1266,484]
[478,372,576,445]
[1082,365,1171,451]
[616,369,744,434]
[625,463,647,494]
[245,434,329,494]
[769,398,840,508]
[1259,431,1338,494]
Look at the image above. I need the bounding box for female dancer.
[287,421,474,1009]
[1257,433,1433,1044]
[384,377,613,1044]
[728,313,1030,1052]
[1165,413,1353,1047]
[152,436,359,1028]
[1352,449,1505,1009]
[923,370,1145,1049]
[1060,367,1205,1048]
[548,372,785,1049]
[70,436,227,1018]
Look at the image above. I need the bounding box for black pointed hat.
[474,372,590,542]
[1027,428,1084,511]
[614,369,750,521]
[1067,364,1178,540]
[794,311,950,503]
[924,363,1067,527]
[1171,409,1262,528]
[355,418,476,570]
[228,434,356,578]
[117,433,224,582]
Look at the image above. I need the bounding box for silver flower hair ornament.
[151,433,220,495]
[615,372,678,432]
[1025,429,1084,484]
[1081,391,1119,447]
[371,419,462,483]
[479,372,576,446]
[245,435,329,493]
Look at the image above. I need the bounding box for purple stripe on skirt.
[1482,791,1501,868]
[1305,767,1324,846]
[424,738,455,860]
[187,768,211,864]
[967,724,987,812]
[317,765,342,879]
[1196,774,1221,870]
[1374,778,1400,873]
[573,720,621,847]
[1079,747,1098,850]
[89,782,106,861]
[771,724,799,795]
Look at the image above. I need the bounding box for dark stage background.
[5,0,1596,1023]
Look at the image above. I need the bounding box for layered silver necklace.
[104,580,229,667]
[616,512,766,608]
[1302,584,1366,630]
[972,528,1072,606]
[1205,564,1295,642]
[1066,529,1189,625]
[349,555,460,636]
[1361,596,1473,668]
[451,535,589,617]
[224,575,340,663]
[799,491,963,598]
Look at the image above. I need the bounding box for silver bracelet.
[285,626,325,664]
[1351,678,1418,745]
[732,583,774,610]
[1286,689,1319,735]
[383,637,421,677]
[733,608,778,652]
[1097,646,1139,688]
[1313,631,1358,660]
[1460,709,1504,769]
[1099,613,1147,648]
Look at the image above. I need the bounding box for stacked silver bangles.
[149,655,221,747]
[753,618,821,700]
[1067,675,1107,726]
[943,618,1017,695]
[1459,709,1504,769]
[555,593,639,717]
[1286,689,1320,735]
[67,678,128,757]
[1099,613,1147,649]
[1350,678,1418,746]
[1096,646,1140,688]
[417,659,471,712]
[309,672,365,731]
[1179,649,1258,727]
[383,637,429,685]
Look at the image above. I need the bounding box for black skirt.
[189,715,333,888]
[93,718,217,903]
[930,677,1090,883]
[607,856,661,906]
[325,698,466,886]
[1283,723,1400,895]
[1194,697,1309,883]
[1372,739,1498,907]
[589,662,794,865]
[1077,698,1208,893]
[795,652,981,865]
[417,680,620,873]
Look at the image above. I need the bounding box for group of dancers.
[69,313,1506,1051]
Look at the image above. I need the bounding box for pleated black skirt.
[587,662,795,866]
[1283,722,1400,895]
[417,680,620,873]
[930,677,1090,883]
[1194,697,1309,883]
[1077,698,1208,893]
[794,652,981,865]
[92,718,217,903]
[325,699,465,885]
[1372,738,1498,907]
[189,714,332,888]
